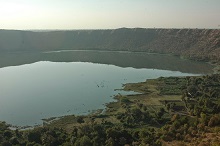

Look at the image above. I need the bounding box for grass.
[45,77,188,133]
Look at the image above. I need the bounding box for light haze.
[0,0,220,30]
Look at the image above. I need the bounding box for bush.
[120,97,131,103]
[208,115,220,127]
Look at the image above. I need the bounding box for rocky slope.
[0,28,220,62]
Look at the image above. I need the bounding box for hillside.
[0,28,220,145]
[0,28,220,63]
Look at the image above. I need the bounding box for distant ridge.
[0,28,219,63]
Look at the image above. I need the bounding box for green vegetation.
[0,28,219,145]
[1,74,220,145]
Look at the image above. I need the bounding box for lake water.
[0,51,213,126]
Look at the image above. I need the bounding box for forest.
[1,74,220,145]
[0,28,220,145]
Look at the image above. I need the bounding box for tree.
[105,137,115,146]
[187,85,198,97]
[166,103,171,111]
[76,116,84,124]
[157,107,165,117]
[27,130,41,143]
[208,115,220,127]
[200,112,208,125]
[79,136,92,146]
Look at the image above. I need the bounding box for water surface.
[0,50,213,74]
[0,51,213,126]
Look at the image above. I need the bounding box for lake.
[0,51,213,126]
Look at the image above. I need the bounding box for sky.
[0,0,220,30]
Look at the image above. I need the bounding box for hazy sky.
[0,0,220,30]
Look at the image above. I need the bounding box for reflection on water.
[0,61,199,126]
[0,50,213,73]
[0,51,213,126]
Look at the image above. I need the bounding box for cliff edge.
[0,28,219,62]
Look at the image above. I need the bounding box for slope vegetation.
[0,28,220,62]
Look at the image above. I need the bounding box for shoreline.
[2,51,218,130]
[1,72,220,145]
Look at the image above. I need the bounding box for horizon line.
[0,27,220,32]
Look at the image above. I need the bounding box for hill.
[0,28,220,63]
